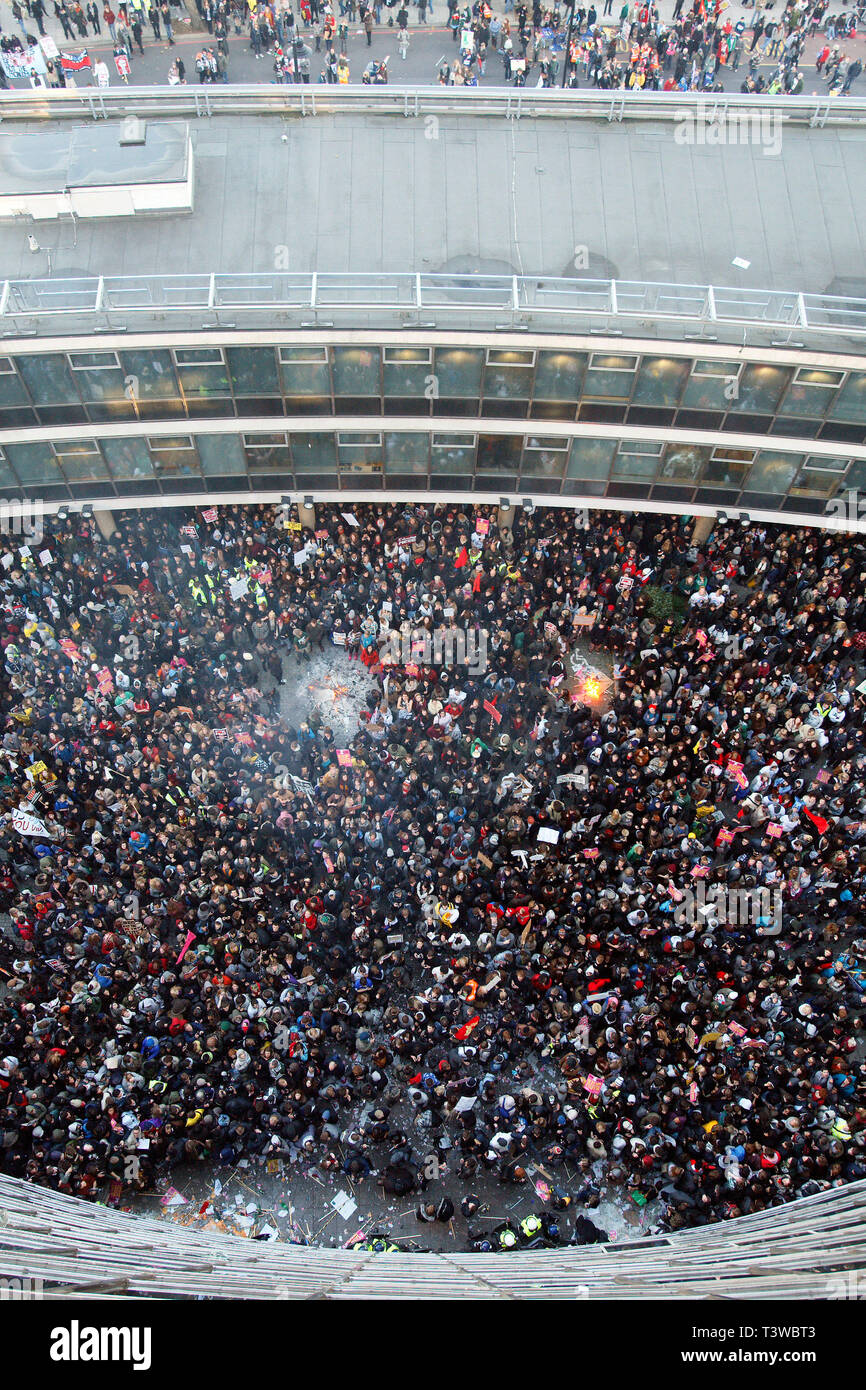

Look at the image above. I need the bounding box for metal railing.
[1,1173,865,1299]
[0,85,865,126]
[2,271,866,347]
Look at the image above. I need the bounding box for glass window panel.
[338,436,383,465]
[483,365,533,399]
[583,366,635,400]
[175,348,223,366]
[487,349,535,366]
[383,361,432,396]
[746,451,803,494]
[0,454,20,488]
[522,450,566,479]
[340,459,383,476]
[101,437,154,480]
[702,457,751,488]
[844,460,866,490]
[632,357,690,408]
[829,372,866,423]
[176,363,231,397]
[4,441,58,483]
[612,450,659,480]
[280,346,328,363]
[72,366,128,402]
[331,347,381,396]
[789,467,843,498]
[15,354,79,405]
[291,433,337,471]
[805,455,850,472]
[617,440,663,455]
[567,438,616,479]
[434,348,483,398]
[0,370,30,407]
[197,434,246,475]
[54,445,110,482]
[385,432,428,467]
[660,443,710,481]
[149,442,201,476]
[384,347,430,363]
[795,368,844,386]
[691,359,741,377]
[120,350,179,399]
[477,435,522,472]
[226,346,280,395]
[727,364,790,414]
[780,381,838,418]
[681,371,739,411]
[431,437,476,472]
[69,352,119,368]
[533,350,587,401]
[280,360,331,396]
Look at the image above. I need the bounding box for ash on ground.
[278,645,377,744]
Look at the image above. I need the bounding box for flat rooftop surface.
[0,121,189,194]
[0,114,863,297]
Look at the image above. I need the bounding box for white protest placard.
[228,577,248,601]
[11,807,52,838]
[537,826,561,845]
[38,550,53,565]
[341,512,360,528]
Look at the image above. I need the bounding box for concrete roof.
[0,113,863,296]
[0,121,189,194]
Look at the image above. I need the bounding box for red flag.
[483,698,502,724]
[472,569,482,593]
[455,547,468,569]
[803,808,829,834]
[454,1015,480,1041]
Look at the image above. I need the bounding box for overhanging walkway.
[1,1175,864,1299]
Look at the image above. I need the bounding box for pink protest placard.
[583,1074,603,1098]
[766,823,783,838]
[176,930,196,965]
[336,750,352,767]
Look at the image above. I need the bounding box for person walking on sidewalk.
[160,0,174,42]
[131,12,145,53]
[103,4,117,40]
[57,2,77,39]
[150,2,161,38]
[363,5,374,43]
[85,1,101,33]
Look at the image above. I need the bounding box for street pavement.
[2,0,864,89]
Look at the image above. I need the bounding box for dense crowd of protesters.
[4,0,863,93]
[0,501,864,1249]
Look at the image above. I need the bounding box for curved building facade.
[0,93,865,526]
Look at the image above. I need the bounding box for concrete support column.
[691,514,714,546]
[298,501,316,531]
[498,504,516,541]
[94,509,117,541]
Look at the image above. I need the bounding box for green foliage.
[643,585,688,629]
